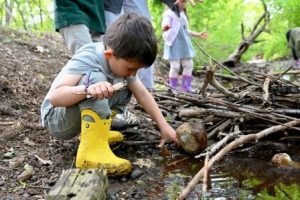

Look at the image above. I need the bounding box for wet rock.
[121,177,128,182]
[131,168,144,179]
[107,193,119,200]
[0,180,5,186]
[176,120,207,154]
[125,186,145,199]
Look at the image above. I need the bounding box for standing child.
[286,28,300,67]
[162,1,207,92]
[41,13,179,176]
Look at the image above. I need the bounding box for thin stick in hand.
[73,81,127,96]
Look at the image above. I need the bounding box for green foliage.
[0,0,53,32]
[150,0,300,65]
[195,0,245,62]
[260,0,300,60]
[1,0,300,62]
[148,0,164,54]
[256,183,300,200]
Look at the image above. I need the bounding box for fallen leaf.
[9,155,25,168]
[35,46,47,53]
[17,170,32,182]
[24,138,35,147]
[160,146,171,157]
[132,158,154,168]
[17,163,34,182]
[4,148,15,159]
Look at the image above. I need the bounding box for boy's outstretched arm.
[129,79,179,147]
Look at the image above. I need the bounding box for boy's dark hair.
[104,13,157,67]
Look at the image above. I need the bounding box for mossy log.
[47,168,108,200]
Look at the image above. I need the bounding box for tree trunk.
[4,0,14,26]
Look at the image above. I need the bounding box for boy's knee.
[79,99,112,119]
[49,130,79,140]
[47,120,80,140]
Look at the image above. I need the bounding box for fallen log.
[47,168,108,200]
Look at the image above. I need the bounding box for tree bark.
[47,169,108,200]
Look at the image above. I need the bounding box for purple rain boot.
[181,75,193,92]
[169,77,178,90]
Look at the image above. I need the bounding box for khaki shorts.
[45,70,132,140]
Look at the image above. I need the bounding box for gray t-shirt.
[40,42,137,126]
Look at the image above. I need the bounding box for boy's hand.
[158,124,180,147]
[87,81,114,99]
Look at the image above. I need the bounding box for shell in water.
[176,121,207,154]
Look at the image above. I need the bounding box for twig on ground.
[166,156,190,167]
[272,66,293,83]
[202,154,209,192]
[122,140,161,146]
[262,77,271,106]
[207,119,232,138]
[196,131,241,158]
[192,38,260,87]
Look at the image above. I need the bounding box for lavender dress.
[163,11,195,60]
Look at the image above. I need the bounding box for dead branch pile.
[151,64,300,199]
[154,66,300,136]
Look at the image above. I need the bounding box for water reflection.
[160,143,300,199]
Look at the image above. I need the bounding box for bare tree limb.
[192,38,261,87]
[222,0,270,67]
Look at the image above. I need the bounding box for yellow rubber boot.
[109,110,124,144]
[76,109,132,176]
[108,130,123,144]
[79,131,123,144]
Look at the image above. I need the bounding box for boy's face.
[104,49,144,78]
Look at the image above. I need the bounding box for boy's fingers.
[158,137,180,148]
[174,137,180,146]
[158,138,166,148]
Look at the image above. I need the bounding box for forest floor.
[1,28,300,200]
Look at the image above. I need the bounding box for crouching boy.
[40,13,179,175]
